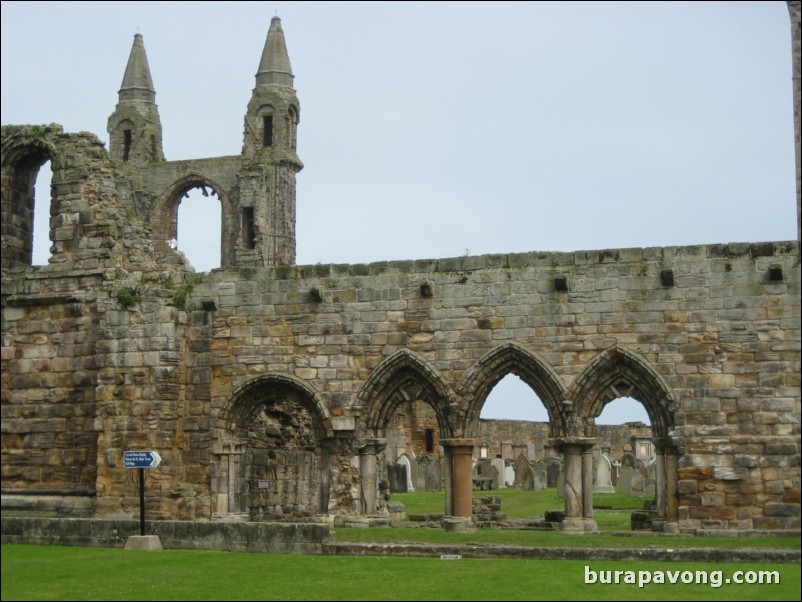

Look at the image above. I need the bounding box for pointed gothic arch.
[457,342,568,438]
[151,174,235,268]
[357,349,455,439]
[567,346,677,438]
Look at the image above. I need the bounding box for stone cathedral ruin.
[2,5,800,540]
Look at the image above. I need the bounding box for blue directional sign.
[123,450,162,469]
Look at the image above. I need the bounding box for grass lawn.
[2,544,799,601]
[397,488,648,518]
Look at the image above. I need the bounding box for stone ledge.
[1,517,333,554]
[322,542,801,563]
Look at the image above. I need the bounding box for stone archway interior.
[233,394,321,520]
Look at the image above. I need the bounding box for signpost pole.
[122,451,162,549]
[139,467,146,536]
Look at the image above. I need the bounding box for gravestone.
[522,466,536,490]
[513,453,531,488]
[533,469,547,491]
[593,454,614,493]
[491,458,506,489]
[488,464,501,489]
[630,474,646,498]
[416,456,431,491]
[504,465,515,487]
[397,454,415,492]
[387,463,407,493]
[556,470,565,498]
[547,460,561,488]
[425,460,441,492]
[621,453,635,470]
[619,466,637,496]
[526,443,536,461]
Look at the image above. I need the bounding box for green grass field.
[3,489,799,601]
[395,487,648,525]
[2,545,799,601]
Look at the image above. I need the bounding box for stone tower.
[106,34,165,166]
[237,16,302,266]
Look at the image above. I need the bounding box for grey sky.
[1,1,797,424]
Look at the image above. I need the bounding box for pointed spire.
[119,33,156,103]
[256,17,294,88]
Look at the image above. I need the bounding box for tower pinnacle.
[256,17,294,88]
[108,33,164,165]
[119,34,156,103]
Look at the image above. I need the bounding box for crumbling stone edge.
[1,517,799,563]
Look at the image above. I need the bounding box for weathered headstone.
[547,460,561,488]
[533,469,547,491]
[526,443,536,461]
[504,465,515,488]
[593,454,614,493]
[425,460,441,492]
[490,458,506,489]
[619,466,637,496]
[398,454,415,492]
[513,453,531,488]
[387,463,407,493]
[416,456,431,491]
[488,465,501,490]
[522,466,536,490]
[630,474,646,497]
[556,470,565,498]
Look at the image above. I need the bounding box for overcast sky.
[2,1,797,425]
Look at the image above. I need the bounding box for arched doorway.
[458,343,568,516]
[357,350,454,516]
[215,375,331,520]
[568,347,680,531]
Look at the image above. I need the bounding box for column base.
[443,516,477,533]
[560,517,598,534]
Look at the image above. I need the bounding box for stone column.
[359,439,385,515]
[654,450,667,519]
[562,444,583,519]
[581,446,594,519]
[665,451,679,521]
[653,436,680,532]
[442,439,475,517]
[442,444,453,516]
[553,438,598,533]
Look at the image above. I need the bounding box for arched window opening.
[480,374,550,462]
[32,160,53,266]
[176,185,222,271]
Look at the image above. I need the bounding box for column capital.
[441,438,475,453]
[358,438,387,455]
[549,437,597,452]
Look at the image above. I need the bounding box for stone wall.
[4,221,797,531]
[2,6,800,535]
[476,419,652,462]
